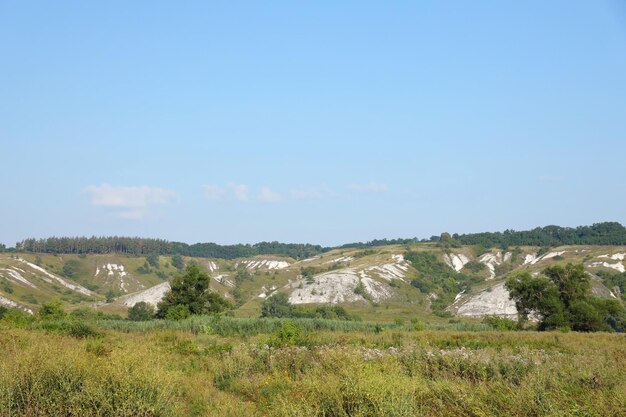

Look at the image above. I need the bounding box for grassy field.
[1,317,625,416]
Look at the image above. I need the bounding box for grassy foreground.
[0,320,625,416]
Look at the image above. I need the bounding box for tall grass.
[0,330,178,416]
[92,316,494,336]
[1,322,624,416]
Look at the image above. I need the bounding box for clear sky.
[1,1,625,247]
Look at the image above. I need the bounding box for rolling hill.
[1,240,624,322]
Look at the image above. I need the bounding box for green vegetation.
[261,293,292,318]
[261,293,360,321]
[171,254,185,269]
[127,301,155,321]
[0,312,624,416]
[506,263,626,331]
[156,265,231,319]
[456,222,626,248]
[596,270,626,301]
[16,236,328,260]
[406,251,480,313]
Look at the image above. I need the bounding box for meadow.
[1,316,625,416]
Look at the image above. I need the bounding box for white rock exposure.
[456,283,517,318]
[443,253,470,272]
[362,254,410,282]
[588,261,625,273]
[17,258,93,296]
[479,252,512,279]
[0,294,33,314]
[324,256,355,264]
[288,269,361,304]
[213,274,235,287]
[598,253,626,261]
[523,251,566,266]
[237,259,290,270]
[0,268,37,288]
[120,282,171,307]
[95,263,128,278]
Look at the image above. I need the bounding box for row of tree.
[11,222,626,258]
[14,237,328,260]
[342,222,626,249]
[454,222,626,248]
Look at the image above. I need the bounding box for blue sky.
[1,1,626,247]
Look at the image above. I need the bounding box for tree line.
[342,222,626,249]
[14,236,328,260]
[453,222,626,248]
[11,222,626,258]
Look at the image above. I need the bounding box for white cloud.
[289,185,333,200]
[85,184,177,219]
[350,182,389,193]
[259,186,283,203]
[203,184,226,201]
[229,184,250,202]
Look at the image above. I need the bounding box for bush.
[165,304,191,321]
[0,308,33,327]
[261,293,293,318]
[157,264,231,318]
[171,254,184,269]
[127,302,155,321]
[483,316,517,331]
[269,320,305,347]
[37,301,66,320]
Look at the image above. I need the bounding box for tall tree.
[156,265,231,318]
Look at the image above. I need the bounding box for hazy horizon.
[2,1,626,247]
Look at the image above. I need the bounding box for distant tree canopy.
[156,265,231,319]
[13,222,626,257]
[506,263,626,332]
[454,222,626,248]
[15,237,328,260]
[339,222,626,249]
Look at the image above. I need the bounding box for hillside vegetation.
[1,223,625,330]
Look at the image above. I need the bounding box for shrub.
[127,301,155,321]
[269,320,305,347]
[483,315,517,331]
[165,304,191,321]
[261,293,293,318]
[157,264,231,318]
[37,301,66,320]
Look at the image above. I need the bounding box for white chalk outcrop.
[588,261,625,273]
[0,294,33,314]
[119,282,171,307]
[523,251,565,266]
[456,283,517,318]
[17,258,93,296]
[288,269,375,304]
[443,253,470,272]
[0,267,38,289]
[213,274,235,288]
[479,252,512,279]
[324,256,355,265]
[237,259,290,270]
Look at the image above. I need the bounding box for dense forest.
[343,222,626,249]
[453,222,626,248]
[10,222,626,258]
[13,237,327,260]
